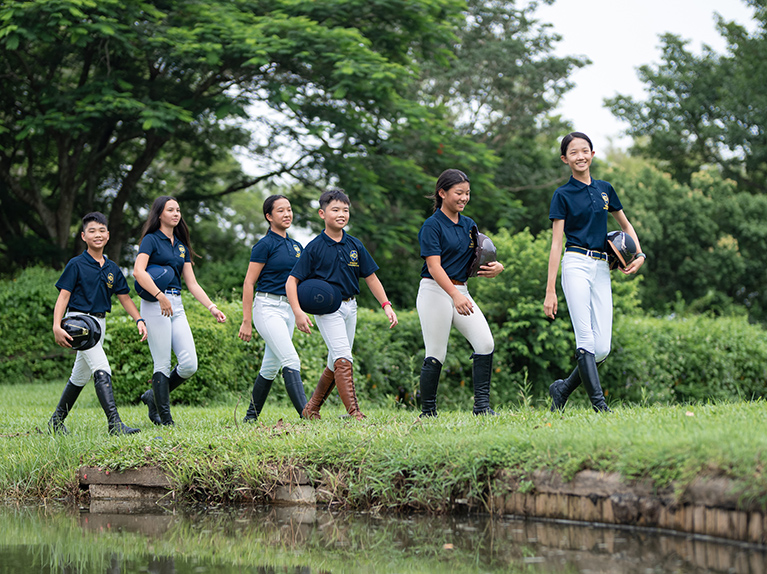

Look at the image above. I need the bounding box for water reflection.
[0,502,764,573]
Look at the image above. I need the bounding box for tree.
[606,2,767,191]
[0,0,464,270]
[284,0,588,306]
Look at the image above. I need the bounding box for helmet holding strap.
[606,230,637,270]
[60,314,102,351]
[467,226,497,277]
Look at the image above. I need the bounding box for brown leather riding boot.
[333,358,365,421]
[301,367,336,420]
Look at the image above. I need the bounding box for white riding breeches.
[252,294,301,379]
[141,293,198,378]
[416,278,494,364]
[561,252,613,362]
[315,299,358,370]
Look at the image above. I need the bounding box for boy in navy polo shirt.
[49,212,147,435]
[286,189,398,420]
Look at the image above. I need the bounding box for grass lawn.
[2,383,766,511]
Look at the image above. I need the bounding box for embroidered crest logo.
[106,272,114,289]
[601,192,609,210]
[348,249,359,267]
[294,244,301,258]
[179,245,186,258]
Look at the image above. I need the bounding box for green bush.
[0,266,70,384]
[3,249,767,410]
[604,314,767,404]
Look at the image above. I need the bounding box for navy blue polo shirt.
[250,229,303,296]
[549,176,623,251]
[419,210,476,282]
[56,251,130,314]
[137,230,191,290]
[290,230,379,300]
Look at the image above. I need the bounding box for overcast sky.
[535,0,757,152]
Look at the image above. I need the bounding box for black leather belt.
[68,309,106,319]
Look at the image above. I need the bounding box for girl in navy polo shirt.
[417,169,505,417]
[134,196,227,426]
[544,132,645,412]
[237,195,307,421]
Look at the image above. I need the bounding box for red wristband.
[381,301,392,309]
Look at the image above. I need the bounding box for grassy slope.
[2,383,766,510]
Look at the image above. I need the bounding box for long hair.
[429,169,470,212]
[140,196,198,258]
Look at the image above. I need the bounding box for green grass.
[2,383,766,511]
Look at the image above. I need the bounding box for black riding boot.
[419,357,442,418]
[48,380,84,434]
[549,366,581,412]
[152,371,175,426]
[244,374,273,422]
[93,370,141,435]
[282,367,308,417]
[472,352,498,415]
[576,348,611,412]
[141,367,186,425]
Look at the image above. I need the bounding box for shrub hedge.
[2,249,766,410]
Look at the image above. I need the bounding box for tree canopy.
[0,0,463,268]
[606,1,767,191]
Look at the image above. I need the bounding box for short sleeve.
[419,220,442,258]
[112,265,130,295]
[356,242,379,278]
[549,190,567,221]
[606,183,623,212]
[289,247,312,282]
[55,260,78,292]
[138,235,155,257]
[250,240,270,263]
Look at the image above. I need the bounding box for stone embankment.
[79,466,766,545]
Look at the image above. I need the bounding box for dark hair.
[82,212,108,231]
[319,189,350,210]
[263,194,289,221]
[430,169,470,211]
[560,132,593,157]
[140,196,198,258]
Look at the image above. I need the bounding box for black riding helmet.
[60,314,102,351]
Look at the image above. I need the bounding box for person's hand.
[295,310,314,335]
[157,293,173,317]
[211,307,226,323]
[384,305,398,328]
[452,292,474,316]
[137,321,148,342]
[621,255,645,275]
[477,261,504,278]
[53,324,73,348]
[238,321,253,342]
[544,291,558,320]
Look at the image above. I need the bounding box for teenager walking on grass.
[544,132,645,412]
[416,169,505,418]
[238,195,308,422]
[49,212,146,435]
[134,196,226,426]
[286,189,397,421]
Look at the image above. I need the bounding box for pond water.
[0,502,764,573]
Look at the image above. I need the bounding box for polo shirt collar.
[320,229,347,244]
[81,250,106,267]
[565,175,593,190]
[266,229,291,240]
[435,209,460,225]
